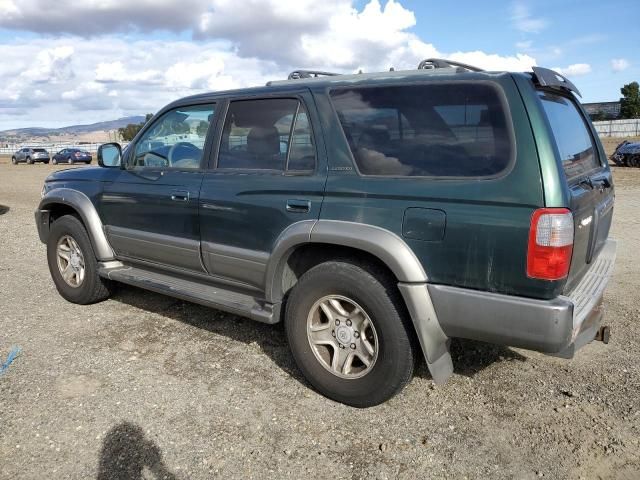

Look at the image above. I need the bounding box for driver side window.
[132,104,216,169]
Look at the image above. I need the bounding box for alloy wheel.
[56,235,86,287]
[306,294,379,379]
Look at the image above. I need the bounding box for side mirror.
[97,143,122,168]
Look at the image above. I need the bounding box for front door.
[199,94,326,290]
[100,103,217,272]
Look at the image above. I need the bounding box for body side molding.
[37,188,115,261]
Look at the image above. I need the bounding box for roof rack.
[417,58,484,72]
[287,70,339,80]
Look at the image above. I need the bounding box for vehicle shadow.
[110,286,526,387]
[97,422,176,480]
[110,286,307,385]
[0,204,9,215]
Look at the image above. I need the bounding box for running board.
[99,265,279,324]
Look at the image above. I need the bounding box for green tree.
[118,113,154,141]
[619,82,640,119]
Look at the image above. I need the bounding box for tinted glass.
[34,148,47,152]
[218,99,299,170]
[133,104,215,169]
[538,92,599,180]
[287,104,316,171]
[330,84,512,177]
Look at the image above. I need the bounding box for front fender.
[36,188,115,261]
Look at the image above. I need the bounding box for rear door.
[198,92,326,290]
[537,91,614,291]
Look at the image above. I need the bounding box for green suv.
[35,59,616,407]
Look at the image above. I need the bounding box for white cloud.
[611,58,630,72]
[553,63,592,77]
[0,0,206,34]
[510,2,548,33]
[0,0,545,129]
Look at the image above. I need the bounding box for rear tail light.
[527,208,574,280]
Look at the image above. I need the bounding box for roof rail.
[287,70,339,80]
[417,58,484,72]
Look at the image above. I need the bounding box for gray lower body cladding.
[429,239,617,356]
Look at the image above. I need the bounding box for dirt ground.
[0,150,639,480]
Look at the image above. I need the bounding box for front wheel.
[52,157,58,165]
[67,157,74,164]
[26,157,33,164]
[285,260,416,407]
[11,156,17,165]
[47,215,113,304]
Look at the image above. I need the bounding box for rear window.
[538,91,600,180]
[33,148,47,152]
[329,83,513,177]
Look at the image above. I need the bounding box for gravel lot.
[0,155,638,479]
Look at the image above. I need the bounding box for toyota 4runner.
[36,59,617,407]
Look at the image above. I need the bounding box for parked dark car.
[11,147,50,164]
[52,148,92,165]
[36,59,616,407]
[610,140,640,167]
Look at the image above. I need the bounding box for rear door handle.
[171,190,190,202]
[286,199,311,213]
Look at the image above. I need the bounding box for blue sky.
[0,0,638,129]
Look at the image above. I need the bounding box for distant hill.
[0,116,146,140]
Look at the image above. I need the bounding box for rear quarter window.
[329,83,513,177]
[538,91,600,181]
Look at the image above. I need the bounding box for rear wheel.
[67,157,74,164]
[47,215,113,304]
[26,156,33,164]
[52,157,58,165]
[285,260,416,407]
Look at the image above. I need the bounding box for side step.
[99,265,279,324]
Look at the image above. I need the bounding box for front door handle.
[286,199,311,213]
[171,190,190,202]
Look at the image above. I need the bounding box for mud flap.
[398,283,454,384]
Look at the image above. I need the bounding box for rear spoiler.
[531,66,582,98]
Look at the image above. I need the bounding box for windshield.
[538,91,600,181]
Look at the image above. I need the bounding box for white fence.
[0,142,132,155]
[593,119,640,138]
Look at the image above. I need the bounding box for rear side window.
[329,83,513,177]
[538,92,600,180]
[218,98,316,172]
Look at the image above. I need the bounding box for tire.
[52,158,58,165]
[67,157,74,164]
[44,160,50,164]
[47,215,113,304]
[285,259,416,407]
[26,157,33,164]
[11,156,17,165]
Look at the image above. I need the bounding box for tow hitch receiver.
[595,326,610,344]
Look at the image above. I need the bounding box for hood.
[616,142,640,155]
[45,166,118,183]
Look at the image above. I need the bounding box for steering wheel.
[167,142,200,167]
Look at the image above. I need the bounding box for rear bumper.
[429,239,617,356]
